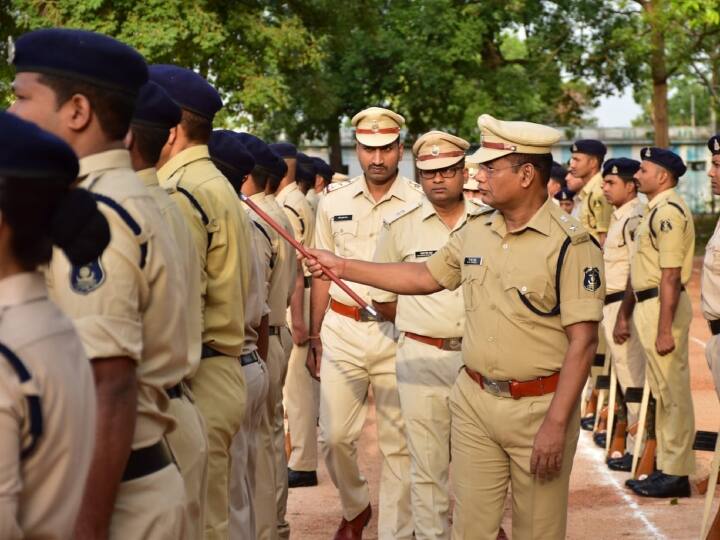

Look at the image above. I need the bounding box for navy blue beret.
[269,142,297,159]
[236,133,278,171]
[208,130,255,189]
[708,134,720,155]
[270,151,288,179]
[132,81,181,129]
[0,110,78,183]
[640,147,686,178]
[571,139,607,159]
[149,64,222,121]
[553,186,575,202]
[550,161,567,181]
[312,157,333,180]
[602,157,640,178]
[13,28,147,96]
[296,153,316,183]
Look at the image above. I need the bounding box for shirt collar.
[136,167,159,188]
[157,145,211,184]
[249,192,266,203]
[421,198,471,231]
[0,272,47,308]
[579,171,602,198]
[355,175,411,204]
[613,196,640,219]
[488,198,553,237]
[277,182,298,199]
[648,187,675,209]
[78,149,133,179]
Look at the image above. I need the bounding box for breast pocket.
[330,220,359,257]
[462,265,488,312]
[502,273,554,318]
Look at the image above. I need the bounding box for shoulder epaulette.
[383,202,422,227]
[550,207,590,246]
[404,178,424,193]
[325,176,360,194]
[467,200,495,217]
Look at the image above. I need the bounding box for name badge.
[333,215,353,222]
[415,250,436,258]
[464,256,483,265]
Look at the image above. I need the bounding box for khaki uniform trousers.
[319,310,413,540]
[192,355,247,540]
[705,334,720,397]
[109,463,188,539]
[230,358,270,540]
[449,369,579,540]
[254,327,293,540]
[284,287,320,471]
[602,301,646,452]
[633,294,696,476]
[395,334,463,540]
[166,387,209,540]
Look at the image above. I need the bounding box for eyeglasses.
[418,166,464,180]
[474,163,525,178]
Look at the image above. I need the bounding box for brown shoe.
[333,504,372,540]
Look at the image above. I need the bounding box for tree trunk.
[327,121,345,173]
[645,0,670,148]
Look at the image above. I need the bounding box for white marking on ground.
[577,435,667,539]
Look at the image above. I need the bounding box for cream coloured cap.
[412,130,470,170]
[463,178,480,191]
[467,114,562,164]
[351,107,405,146]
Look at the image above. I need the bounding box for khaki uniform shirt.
[158,145,253,357]
[306,189,321,215]
[137,167,202,378]
[277,182,315,278]
[630,188,695,291]
[426,199,605,381]
[0,273,96,540]
[48,150,185,448]
[242,222,271,354]
[315,175,424,307]
[258,193,297,326]
[579,172,613,239]
[702,218,720,320]
[373,198,476,338]
[603,198,644,294]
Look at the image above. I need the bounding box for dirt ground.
[286,257,719,539]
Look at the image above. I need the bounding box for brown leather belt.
[464,366,560,399]
[405,331,462,351]
[709,319,720,336]
[330,299,379,322]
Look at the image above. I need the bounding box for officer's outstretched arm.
[304,248,443,296]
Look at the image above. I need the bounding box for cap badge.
[572,144,578,152]
[431,144,440,157]
[646,148,652,157]
[611,165,618,174]
[371,120,379,133]
[6,37,14,64]
[714,138,720,152]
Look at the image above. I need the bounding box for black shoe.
[631,473,691,498]
[288,468,318,488]
[607,453,633,472]
[625,469,662,489]
[593,432,607,448]
[580,416,595,431]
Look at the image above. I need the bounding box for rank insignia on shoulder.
[464,256,483,265]
[583,266,601,292]
[415,250,436,258]
[333,214,353,222]
[70,259,105,295]
[660,219,672,232]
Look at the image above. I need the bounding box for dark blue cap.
[270,151,288,178]
[550,161,567,181]
[571,139,607,159]
[640,147,686,178]
[312,157,333,180]
[149,64,222,121]
[296,153,316,183]
[132,81,181,129]
[553,186,575,202]
[236,133,278,171]
[13,28,148,96]
[708,134,720,155]
[0,110,78,183]
[602,157,640,178]
[269,142,297,159]
[208,130,255,190]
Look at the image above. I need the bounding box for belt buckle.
[442,337,462,351]
[482,376,511,397]
[359,309,378,322]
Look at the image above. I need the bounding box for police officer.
[614,147,695,498]
[239,133,297,540]
[308,106,419,539]
[372,130,473,539]
[10,29,190,538]
[269,143,320,489]
[548,161,567,200]
[305,114,605,539]
[553,186,575,214]
[599,158,645,472]
[567,139,612,245]
[308,157,334,214]
[0,111,109,540]
[703,134,720,396]
[152,64,254,538]
[126,80,209,538]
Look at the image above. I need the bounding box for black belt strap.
[635,285,685,303]
[592,353,606,367]
[304,276,312,288]
[604,291,625,305]
[166,383,182,399]
[710,319,720,336]
[201,344,223,359]
[269,326,282,336]
[240,352,259,366]
[122,442,171,482]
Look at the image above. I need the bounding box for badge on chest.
[415,250,436,258]
[333,215,353,222]
[464,256,483,265]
